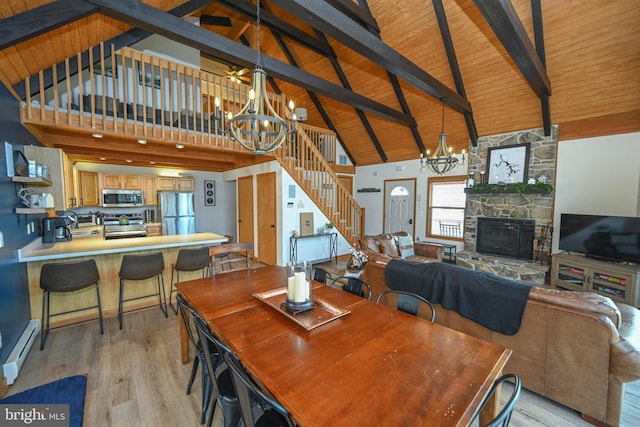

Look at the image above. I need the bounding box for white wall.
[222,161,350,265]
[354,154,468,251]
[552,132,640,252]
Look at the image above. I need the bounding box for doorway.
[384,178,416,235]
[237,176,254,258]
[257,172,277,265]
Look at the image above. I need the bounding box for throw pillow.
[397,235,415,258]
[379,236,400,256]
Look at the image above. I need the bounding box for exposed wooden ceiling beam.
[356,0,423,157]
[218,0,336,58]
[531,0,551,136]
[269,0,472,115]
[432,0,478,146]
[13,0,217,99]
[314,31,387,163]
[326,0,380,33]
[473,0,551,96]
[0,0,99,51]
[87,0,415,127]
[200,15,232,27]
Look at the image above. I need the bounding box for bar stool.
[40,259,103,350]
[169,247,211,315]
[118,252,167,329]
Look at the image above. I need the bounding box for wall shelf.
[11,176,53,186]
[464,184,553,195]
[15,207,52,214]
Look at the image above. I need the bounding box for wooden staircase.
[275,124,363,245]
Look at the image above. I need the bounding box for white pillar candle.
[294,271,306,302]
[287,276,296,300]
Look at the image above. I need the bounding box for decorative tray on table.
[253,287,350,331]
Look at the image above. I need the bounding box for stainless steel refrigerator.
[157,191,195,235]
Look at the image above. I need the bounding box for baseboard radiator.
[2,319,40,385]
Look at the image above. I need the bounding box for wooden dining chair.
[376,290,436,322]
[330,276,373,300]
[224,352,294,427]
[471,373,522,427]
[210,242,253,274]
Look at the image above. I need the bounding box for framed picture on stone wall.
[486,143,530,184]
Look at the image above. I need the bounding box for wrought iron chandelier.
[420,97,465,175]
[215,0,295,155]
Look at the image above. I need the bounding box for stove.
[103,214,147,239]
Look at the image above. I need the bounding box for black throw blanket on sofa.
[385,259,533,335]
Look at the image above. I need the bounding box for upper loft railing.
[19,42,361,242]
[20,43,288,151]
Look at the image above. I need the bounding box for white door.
[384,179,416,235]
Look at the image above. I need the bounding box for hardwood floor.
[3,259,638,426]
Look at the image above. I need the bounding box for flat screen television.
[559,214,640,264]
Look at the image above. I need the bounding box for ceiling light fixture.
[420,97,465,175]
[176,144,184,149]
[213,0,296,155]
[137,139,147,144]
[91,133,103,138]
[149,161,156,165]
[125,159,132,163]
[99,157,107,161]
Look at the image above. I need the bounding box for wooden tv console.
[551,253,640,307]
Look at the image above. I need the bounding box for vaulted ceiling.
[1,0,638,172]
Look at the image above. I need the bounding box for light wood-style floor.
[4,259,639,426]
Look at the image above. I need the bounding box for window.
[427,176,466,239]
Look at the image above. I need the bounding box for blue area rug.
[0,375,86,427]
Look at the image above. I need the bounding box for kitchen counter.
[18,229,226,262]
[20,230,228,325]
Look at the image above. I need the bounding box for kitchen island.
[19,229,227,326]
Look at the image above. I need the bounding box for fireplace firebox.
[476,217,535,260]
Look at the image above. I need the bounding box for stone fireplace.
[457,126,557,285]
[477,217,535,259]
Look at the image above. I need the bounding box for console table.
[290,232,338,263]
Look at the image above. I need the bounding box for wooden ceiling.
[1,0,639,172]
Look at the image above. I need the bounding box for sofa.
[355,231,444,264]
[363,260,640,427]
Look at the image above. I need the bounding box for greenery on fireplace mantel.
[464,182,554,195]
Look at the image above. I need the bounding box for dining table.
[176,265,512,426]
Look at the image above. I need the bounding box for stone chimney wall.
[464,126,557,253]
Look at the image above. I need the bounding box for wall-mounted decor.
[300,212,314,236]
[137,63,161,89]
[486,143,530,184]
[94,66,117,78]
[5,141,14,177]
[204,180,216,206]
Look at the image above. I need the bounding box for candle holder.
[285,261,314,313]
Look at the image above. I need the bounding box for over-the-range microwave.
[102,189,144,207]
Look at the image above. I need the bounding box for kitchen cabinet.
[23,146,76,210]
[142,175,157,205]
[79,171,100,206]
[64,158,78,208]
[101,173,141,190]
[157,176,195,191]
[145,223,162,237]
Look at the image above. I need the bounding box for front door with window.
[384,179,416,235]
